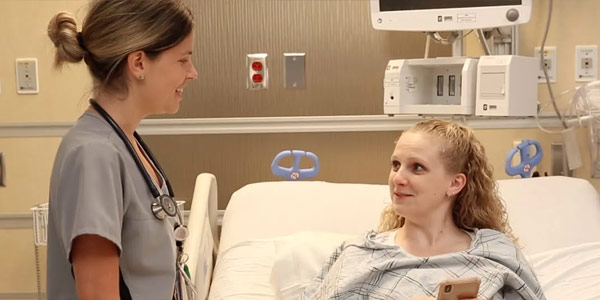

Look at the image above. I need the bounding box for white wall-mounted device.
[383,57,479,116]
[16,58,39,94]
[475,55,538,116]
[370,0,532,32]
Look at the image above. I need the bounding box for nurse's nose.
[188,63,198,80]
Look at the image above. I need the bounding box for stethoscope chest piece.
[152,194,178,220]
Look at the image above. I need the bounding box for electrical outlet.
[247,53,268,90]
[534,46,557,83]
[575,45,598,82]
[16,58,39,94]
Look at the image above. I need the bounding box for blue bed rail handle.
[271,150,320,180]
[505,139,543,178]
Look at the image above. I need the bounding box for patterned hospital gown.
[300,229,546,300]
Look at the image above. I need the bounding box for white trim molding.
[0,213,32,229]
[0,114,564,138]
[0,292,44,299]
[0,210,225,230]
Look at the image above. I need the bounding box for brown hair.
[47,0,194,96]
[378,119,516,241]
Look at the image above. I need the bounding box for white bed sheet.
[207,177,600,299]
[211,181,388,300]
[209,232,353,300]
[528,242,600,300]
[208,239,277,300]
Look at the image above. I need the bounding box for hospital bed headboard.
[184,173,219,300]
[218,181,390,253]
[498,176,600,254]
[217,176,600,256]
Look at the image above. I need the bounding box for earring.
[139,74,145,80]
[447,191,454,197]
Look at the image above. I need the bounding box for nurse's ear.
[446,173,466,197]
[127,50,147,81]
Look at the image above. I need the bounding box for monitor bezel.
[371,0,532,32]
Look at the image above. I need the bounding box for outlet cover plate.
[535,46,557,83]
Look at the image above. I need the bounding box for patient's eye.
[391,160,400,171]
[412,163,424,172]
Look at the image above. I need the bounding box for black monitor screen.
[380,0,522,12]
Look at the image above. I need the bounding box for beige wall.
[1,0,89,297]
[1,0,599,297]
[0,1,91,123]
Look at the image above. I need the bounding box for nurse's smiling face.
[137,32,198,116]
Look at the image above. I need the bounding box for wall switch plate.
[284,53,306,88]
[16,58,39,94]
[575,45,598,82]
[534,46,557,83]
[0,153,5,187]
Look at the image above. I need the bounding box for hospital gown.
[300,229,545,300]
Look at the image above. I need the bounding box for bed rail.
[184,173,219,299]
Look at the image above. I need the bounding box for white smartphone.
[436,277,481,300]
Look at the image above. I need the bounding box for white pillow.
[527,242,600,299]
[269,231,357,300]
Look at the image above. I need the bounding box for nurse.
[46,0,198,299]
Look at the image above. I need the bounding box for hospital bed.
[186,174,600,299]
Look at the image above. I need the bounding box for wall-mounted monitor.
[371,0,532,32]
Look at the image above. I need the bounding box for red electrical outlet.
[247,53,268,90]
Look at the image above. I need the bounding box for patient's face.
[388,132,455,221]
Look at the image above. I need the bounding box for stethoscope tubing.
[89,100,180,222]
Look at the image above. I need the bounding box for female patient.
[301,119,545,300]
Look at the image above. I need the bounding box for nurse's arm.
[71,234,120,300]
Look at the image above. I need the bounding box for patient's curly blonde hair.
[378,119,516,242]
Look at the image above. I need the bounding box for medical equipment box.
[383,57,479,116]
[475,55,538,116]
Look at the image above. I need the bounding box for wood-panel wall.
[146,131,402,209]
[145,0,451,208]
[169,0,450,118]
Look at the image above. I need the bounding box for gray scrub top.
[47,112,177,300]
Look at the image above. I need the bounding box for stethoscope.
[89,99,188,243]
